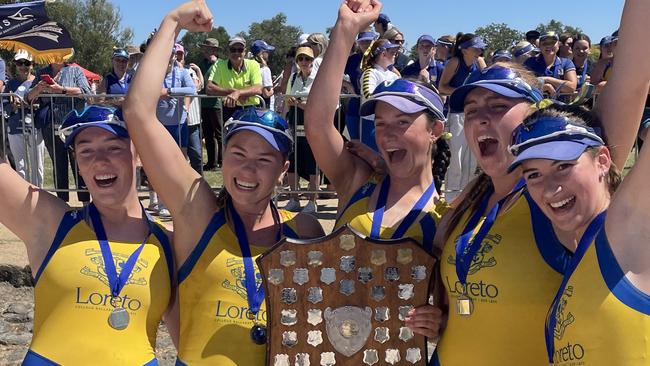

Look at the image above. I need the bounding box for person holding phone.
[402,34,443,88]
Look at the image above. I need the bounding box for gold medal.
[456,294,473,316]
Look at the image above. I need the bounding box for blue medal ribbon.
[578,59,589,88]
[88,203,150,299]
[370,176,437,240]
[455,179,525,286]
[544,211,606,363]
[227,200,282,316]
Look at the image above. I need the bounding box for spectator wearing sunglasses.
[383,26,411,73]
[5,49,45,186]
[402,35,443,88]
[524,31,577,97]
[439,32,487,201]
[558,33,574,60]
[207,36,263,126]
[572,33,593,89]
[123,4,324,363]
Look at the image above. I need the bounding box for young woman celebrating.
[122,1,323,365]
[0,105,175,365]
[305,0,446,339]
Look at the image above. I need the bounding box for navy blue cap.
[357,31,377,42]
[251,40,275,55]
[417,35,436,46]
[377,13,391,26]
[458,36,487,50]
[112,48,129,59]
[491,49,513,62]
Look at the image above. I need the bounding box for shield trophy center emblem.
[323,306,372,357]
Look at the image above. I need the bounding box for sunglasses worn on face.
[509,116,604,156]
[297,56,313,62]
[230,47,245,53]
[393,39,405,44]
[15,60,32,66]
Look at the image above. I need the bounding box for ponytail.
[440,172,493,244]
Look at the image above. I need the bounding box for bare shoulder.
[292,212,325,239]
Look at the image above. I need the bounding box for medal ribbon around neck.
[370,175,437,239]
[227,199,282,317]
[88,203,151,300]
[455,179,526,288]
[544,211,606,363]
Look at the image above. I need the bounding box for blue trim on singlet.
[149,222,174,285]
[524,192,573,274]
[177,210,227,284]
[430,351,441,366]
[175,359,188,366]
[419,214,436,254]
[281,222,299,240]
[22,350,157,366]
[33,210,83,285]
[335,180,378,224]
[595,229,650,315]
[105,71,132,95]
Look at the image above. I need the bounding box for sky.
[114,0,625,49]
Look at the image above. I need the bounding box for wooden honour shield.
[257,225,437,366]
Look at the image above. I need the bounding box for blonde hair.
[307,33,329,56]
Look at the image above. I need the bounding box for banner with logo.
[0,0,74,63]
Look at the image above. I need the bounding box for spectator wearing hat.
[439,33,487,201]
[591,35,618,87]
[526,30,541,46]
[359,39,401,151]
[435,35,455,63]
[5,49,45,186]
[251,39,276,108]
[374,13,392,37]
[126,44,144,73]
[207,36,263,131]
[97,48,132,106]
[572,33,593,88]
[558,32,574,60]
[343,31,376,141]
[382,27,411,73]
[523,31,577,96]
[278,34,313,116]
[197,37,222,170]
[512,40,539,64]
[402,35,443,88]
[490,49,513,64]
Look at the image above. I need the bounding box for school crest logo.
[80,248,148,287]
[222,257,262,300]
[447,233,502,274]
[554,286,575,340]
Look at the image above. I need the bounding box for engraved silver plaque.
[320,352,336,366]
[398,284,415,300]
[406,348,422,363]
[339,234,356,251]
[370,249,387,266]
[358,267,373,284]
[411,265,427,282]
[399,326,414,342]
[308,287,323,304]
[385,349,401,365]
[308,251,324,267]
[370,285,386,302]
[340,256,355,273]
[339,279,355,296]
[320,268,336,285]
[281,288,298,305]
[374,327,390,344]
[280,250,297,267]
[274,354,290,366]
[398,306,414,321]
[363,349,379,365]
[307,330,323,347]
[375,307,390,322]
[268,268,284,286]
[308,309,323,326]
[282,331,298,348]
[324,306,372,357]
[294,268,309,285]
[384,267,400,282]
[281,309,298,326]
[397,248,413,264]
[295,353,310,366]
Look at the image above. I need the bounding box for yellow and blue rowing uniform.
[549,227,650,365]
[24,208,173,365]
[176,208,299,366]
[434,191,571,366]
[334,175,448,253]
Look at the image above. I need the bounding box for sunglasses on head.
[509,116,604,156]
[229,47,245,53]
[58,106,126,142]
[465,66,543,102]
[371,79,446,121]
[15,60,32,66]
[224,107,292,140]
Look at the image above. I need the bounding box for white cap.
[14,49,33,62]
[297,33,310,46]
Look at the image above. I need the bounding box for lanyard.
[455,179,525,286]
[163,67,176,89]
[227,200,282,315]
[544,211,606,363]
[88,203,150,298]
[370,176,437,240]
[578,60,588,87]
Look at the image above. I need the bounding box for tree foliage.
[242,13,302,76]
[475,23,523,55]
[535,19,583,37]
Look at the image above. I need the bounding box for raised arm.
[594,0,650,168]
[122,1,215,221]
[304,0,381,198]
[437,57,459,96]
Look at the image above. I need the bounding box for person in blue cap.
[439,32,487,201]
[591,35,618,88]
[122,2,323,364]
[374,12,392,37]
[343,30,376,141]
[251,39,276,108]
[0,105,176,364]
[402,34,443,88]
[523,31,577,97]
[97,48,132,105]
